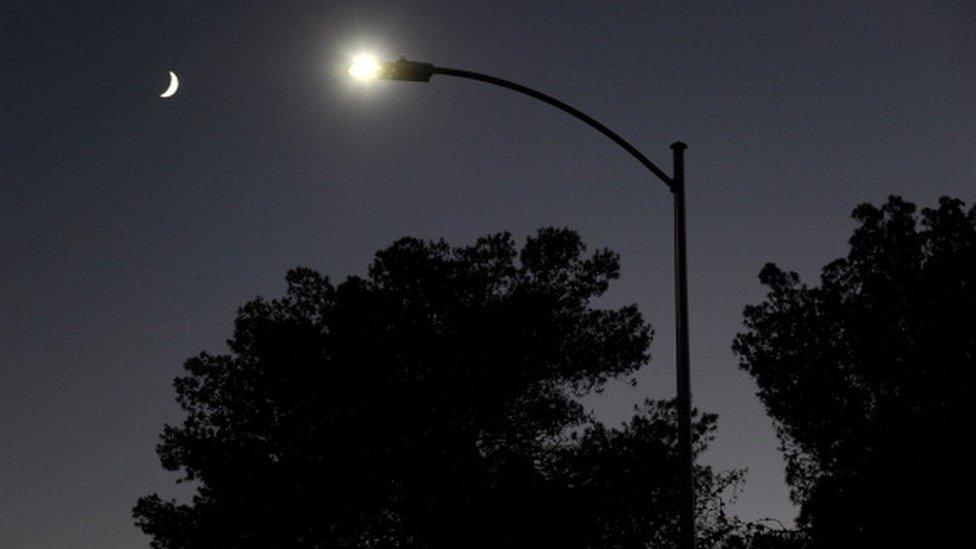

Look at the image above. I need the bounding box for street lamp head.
[348,55,435,83]
[380,57,435,82]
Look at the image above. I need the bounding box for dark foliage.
[733,197,976,546]
[135,228,742,548]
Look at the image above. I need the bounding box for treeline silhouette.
[135,197,974,548]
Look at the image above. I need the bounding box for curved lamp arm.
[378,58,676,191]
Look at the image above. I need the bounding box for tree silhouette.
[733,196,976,546]
[135,228,743,548]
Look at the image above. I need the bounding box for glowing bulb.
[348,54,381,80]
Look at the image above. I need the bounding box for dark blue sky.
[2,1,974,546]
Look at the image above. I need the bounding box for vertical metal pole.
[671,141,695,549]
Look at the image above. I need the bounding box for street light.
[350,55,696,549]
[348,53,382,80]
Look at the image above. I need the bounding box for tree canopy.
[733,196,976,546]
[135,228,743,548]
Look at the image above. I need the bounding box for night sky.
[2,1,975,547]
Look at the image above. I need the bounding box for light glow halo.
[348,54,381,80]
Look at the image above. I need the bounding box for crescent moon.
[160,71,179,98]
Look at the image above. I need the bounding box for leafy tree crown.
[136,228,742,548]
[733,196,976,545]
